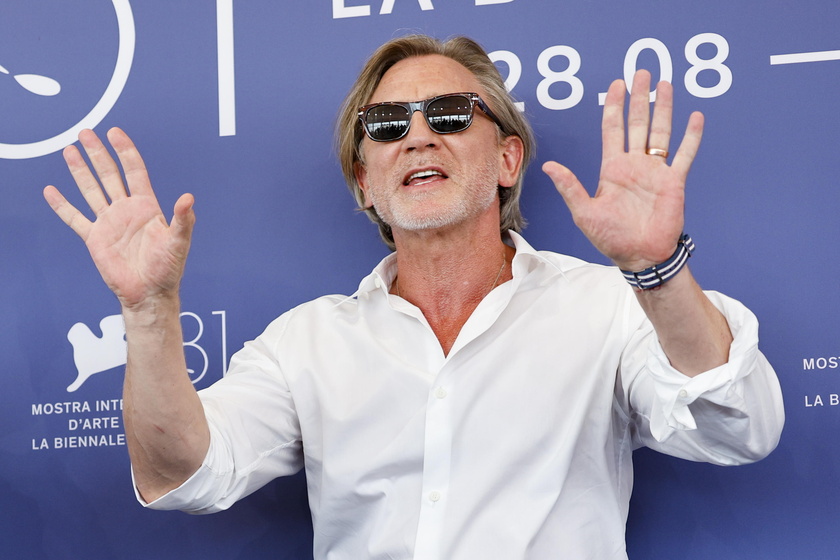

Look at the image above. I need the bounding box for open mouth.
[404,168,447,186]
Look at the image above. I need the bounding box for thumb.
[542,161,588,215]
[170,193,196,247]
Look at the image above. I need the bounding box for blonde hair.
[336,35,535,250]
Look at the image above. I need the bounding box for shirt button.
[429,491,441,502]
[678,389,689,399]
[434,387,448,399]
[374,278,382,289]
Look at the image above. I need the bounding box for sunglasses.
[357,92,504,142]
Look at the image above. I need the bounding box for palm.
[584,152,685,264]
[85,195,188,306]
[543,70,703,271]
[44,128,195,309]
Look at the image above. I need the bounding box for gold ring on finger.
[646,148,669,158]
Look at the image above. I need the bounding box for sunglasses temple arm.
[477,98,506,134]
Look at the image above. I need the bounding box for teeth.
[408,170,442,182]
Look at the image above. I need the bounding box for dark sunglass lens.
[426,95,473,133]
[365,104,410,140]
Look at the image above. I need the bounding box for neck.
[390,220,514,356]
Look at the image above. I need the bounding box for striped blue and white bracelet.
[620,233,695,290]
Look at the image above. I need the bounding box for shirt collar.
[354,231,570,299]
[507,230,570,284]
[355,252,398,297]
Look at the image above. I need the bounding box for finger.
[43,185,92,240]
[627,69,652,153]
[107,127,157,199]
[671,111,705,178]
[648,80,674,156]
[78,128,129,202]
[542,161,590,219]
[63,143,110,216]
[601,79,627,161]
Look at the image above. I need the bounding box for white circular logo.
[0,0,134,160]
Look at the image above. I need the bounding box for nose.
[403,109,437,151]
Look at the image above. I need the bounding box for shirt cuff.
[131,426,230,514]
[646,290,760,441]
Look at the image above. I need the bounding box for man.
[44,35,784,559]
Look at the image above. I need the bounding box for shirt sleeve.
[618,290,785,465]
[134,314,305,513]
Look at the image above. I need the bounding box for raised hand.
[43,127,195,310]
[542,69,704,272]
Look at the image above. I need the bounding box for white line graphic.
[217,0,236,136]
[770,50,840,65]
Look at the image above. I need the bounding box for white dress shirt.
[141,232,784,560]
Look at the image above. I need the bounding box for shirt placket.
[412,373,454,560]
[410,285,519,559]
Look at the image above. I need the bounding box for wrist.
[620,233,694,290]
[121,293,182,327]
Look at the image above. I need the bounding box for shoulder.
[263,293,360,332]
[530,249,628,292]
[510,231,625,288]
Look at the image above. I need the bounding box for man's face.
[354,55,521,241]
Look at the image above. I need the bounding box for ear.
[353,161,374,208]
[498,135,524,189]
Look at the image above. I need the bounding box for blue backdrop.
[2,1,837,558]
